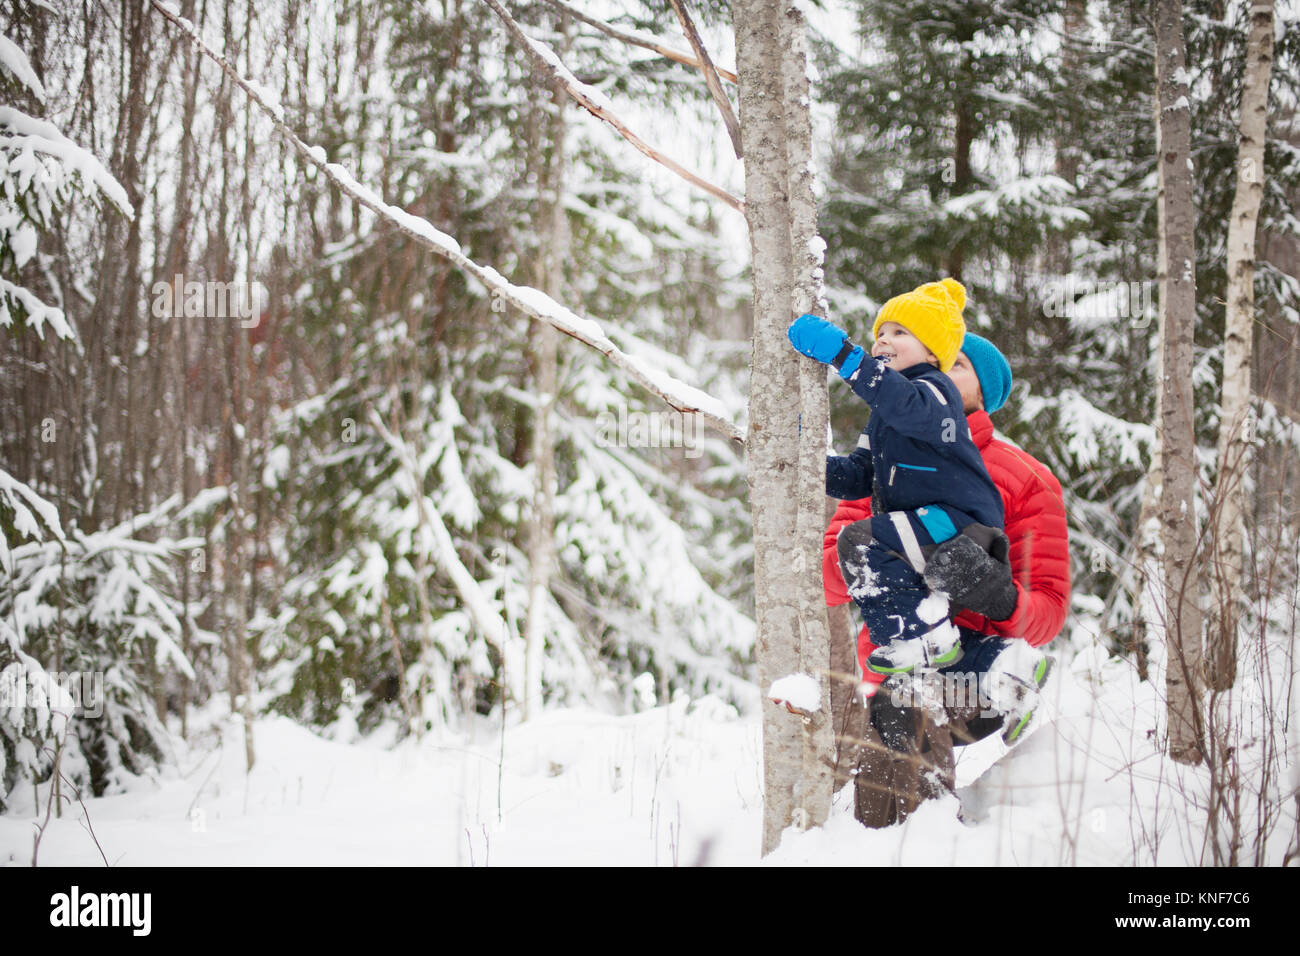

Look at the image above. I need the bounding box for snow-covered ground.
[3,626,1295,866]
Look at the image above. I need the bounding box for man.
[824,332,1071,746]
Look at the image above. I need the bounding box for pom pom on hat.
[872,278,967,372]
[936,277,966,311]
[960,331,1013,414]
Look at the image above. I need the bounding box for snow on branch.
[540,0,738,83]
[479,0,744,213]
[0,277,73,340]
[667,0,742,159]
[0,106,133,218]
[0,466,65,577]
[0,35,46,102]
[148,0,743,445]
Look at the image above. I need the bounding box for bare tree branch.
[366,405,513,663]
[480,0,744,213]
[667,0,742,158]
[540,0,738,83]
[147,0,744,445]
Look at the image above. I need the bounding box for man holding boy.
[823,327,1071,746]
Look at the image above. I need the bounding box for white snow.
[0,106,133,218]
[524,32,617,117]
[0,278,73,340]
[768,673,821,713]
[2,695,762,867]
[322,162,462,258]
[245,79,284,123]
[0,35,45,101]
[6,617,1291,866]
[916,591,950,626]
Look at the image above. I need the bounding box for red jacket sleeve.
[823,497,887,684]
[953,446,1071,647]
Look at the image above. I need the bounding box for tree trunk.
[947,93,973,281]
[1133,91,1170,685]
[523,62,567,722]
[1207,0,1274,692]
[1048,0,1086,274]
[735,0,835,855]
[1154,0,1204,765]
[523,328,558,721]
[827,594,860,780]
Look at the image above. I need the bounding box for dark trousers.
[836,505,976,647]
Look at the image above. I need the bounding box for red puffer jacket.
[824,410,1071,680]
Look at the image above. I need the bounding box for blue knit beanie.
[961,332,1012,414]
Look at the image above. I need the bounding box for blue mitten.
[787,314,865,380]
[788,314,846,362]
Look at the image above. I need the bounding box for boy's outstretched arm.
[843,360,960,441]
[786,315,876,499]
[787,313,958,443]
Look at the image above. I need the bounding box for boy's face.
[946,351,985,414]
[871,321,939,370]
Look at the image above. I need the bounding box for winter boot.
[989,648,1054,746]
[866,621,964,676]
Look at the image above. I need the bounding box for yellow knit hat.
[871,278,968,372]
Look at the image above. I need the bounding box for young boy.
[787,278,1005,674]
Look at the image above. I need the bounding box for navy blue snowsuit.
[828,357,1004,647]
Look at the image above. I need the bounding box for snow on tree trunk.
[734,0,835,855]
[1154,0,1204,765]
[1207,0,1274,692]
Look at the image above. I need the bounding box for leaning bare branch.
[480,0,744,213]
[541,0,738,83]
[667,0,742,158]
[367,405,512,657]
[147,0,744,445]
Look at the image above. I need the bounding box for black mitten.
[924,527,1017,622]
[870,690,919,753]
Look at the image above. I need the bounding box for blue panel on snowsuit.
[914,506,958,544]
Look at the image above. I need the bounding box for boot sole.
[1001,656,1055,745]
[866,643,964,676]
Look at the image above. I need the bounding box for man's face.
[871,321,938,370]
[947,351,984,414]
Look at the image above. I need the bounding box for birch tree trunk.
[735,0,835,855]
[1133,93,1169,684]
[1154,0,1204,765]
[1207,0,1274,692]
